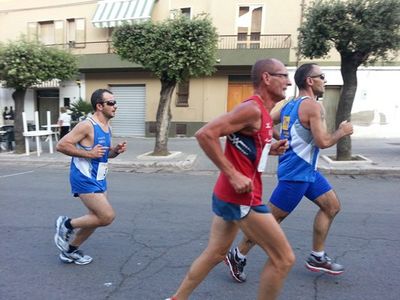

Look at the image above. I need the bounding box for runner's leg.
[69,192,115,247]
[173,216,239,300]
[312,190,340,251]
[238,211,294,300]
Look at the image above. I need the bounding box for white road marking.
[0,170,34,178]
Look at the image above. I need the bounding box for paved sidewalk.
[318,137,400,175]
[1,136,400,175]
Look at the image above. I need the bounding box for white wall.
[60,79,85,105]
[320,66,400,138]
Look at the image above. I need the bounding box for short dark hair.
[90,89,113,110]
[294,63,317,89]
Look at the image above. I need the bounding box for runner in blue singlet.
[53,89,127,265]
[227,63,354,280]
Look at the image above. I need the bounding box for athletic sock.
[235,247,246,261]
[64,218,73,230]
[311,250,325,258]
[67,245,78,253]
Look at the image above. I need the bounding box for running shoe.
[59,250,93,265]
[305,253,344,275]
[54,216,74,252]
[224,248,247,283]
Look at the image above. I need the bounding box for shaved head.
[251,58,285,87]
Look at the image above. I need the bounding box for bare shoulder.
[71,119,91,132]
[300,98,322,116]
[233,100,263,133]
[234,100,262,123]
[201,100,261,137]
[237,99,261,112]
[67,119,93,140]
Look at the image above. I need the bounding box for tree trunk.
[335,55,359,161]
[152,79,176,156]
[12,89,27,154]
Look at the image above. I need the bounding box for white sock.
[235,247,246,260]
[311,250,325,258]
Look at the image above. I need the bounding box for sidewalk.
[1,136,400,175]
[318,137,400,175]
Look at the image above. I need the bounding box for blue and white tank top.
[70,117,111,194]
[277,96,319,182]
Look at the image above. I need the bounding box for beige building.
[0,0,399,137]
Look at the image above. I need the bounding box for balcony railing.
[43,34,291,54]
[218,34,291,49]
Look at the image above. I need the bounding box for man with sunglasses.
[166,58,294,300]
[54,89,126,265]
[226,63,353,282]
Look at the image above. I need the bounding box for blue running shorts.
[212,194,270,221]
[270,171,332,213]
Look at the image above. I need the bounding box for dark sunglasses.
[309,74,325,80]
[99,100,117,106]
[268,73,289,78]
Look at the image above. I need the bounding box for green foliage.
[70,99,93,121]
[112,14,218,82]
[298,0,400,64]
[0,36,77,90]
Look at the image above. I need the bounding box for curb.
[0,153,198,172]
[318,166,400,176]
[110,154,197,171]
[1,153,400,176]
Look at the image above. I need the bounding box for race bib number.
[282,116,290,131]
[257,143,271,173]
[96,162,108,180]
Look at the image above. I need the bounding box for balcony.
[218,34,291,49]
[44,34,292,70]
[45,33,291,53]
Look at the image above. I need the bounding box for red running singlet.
[213,95,273,206]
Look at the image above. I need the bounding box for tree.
[112,14,218,155]
[0,37,77,154]
[298,0,400,160]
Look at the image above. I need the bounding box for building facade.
[0,0,399,137]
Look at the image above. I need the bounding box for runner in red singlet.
[166,58,294,300]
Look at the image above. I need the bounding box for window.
[148,122,156,134]
[34,20,64,46]
[38,21,55,45]
[176,123,187,136]
[181,7,191,19]
[63,98,70,107]
[67,18,86,48]
[237,5,262,49]
[27,18,85,48]
[176,80,189,107]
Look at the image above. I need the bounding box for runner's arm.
[108,141,127,158]
[195,101,261,193]
[307,101,353,149]
[56,121,105,158]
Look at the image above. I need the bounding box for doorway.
[227,83,253,112]
[37,89,59,126]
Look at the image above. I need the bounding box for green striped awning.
[92,0,155,28]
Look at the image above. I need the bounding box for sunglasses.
[268,73,289,78]
[99,100,117,106]
[309,74,326,80]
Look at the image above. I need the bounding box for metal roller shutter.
[110,85,146,136]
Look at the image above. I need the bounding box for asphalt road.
[0,164,399,300]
